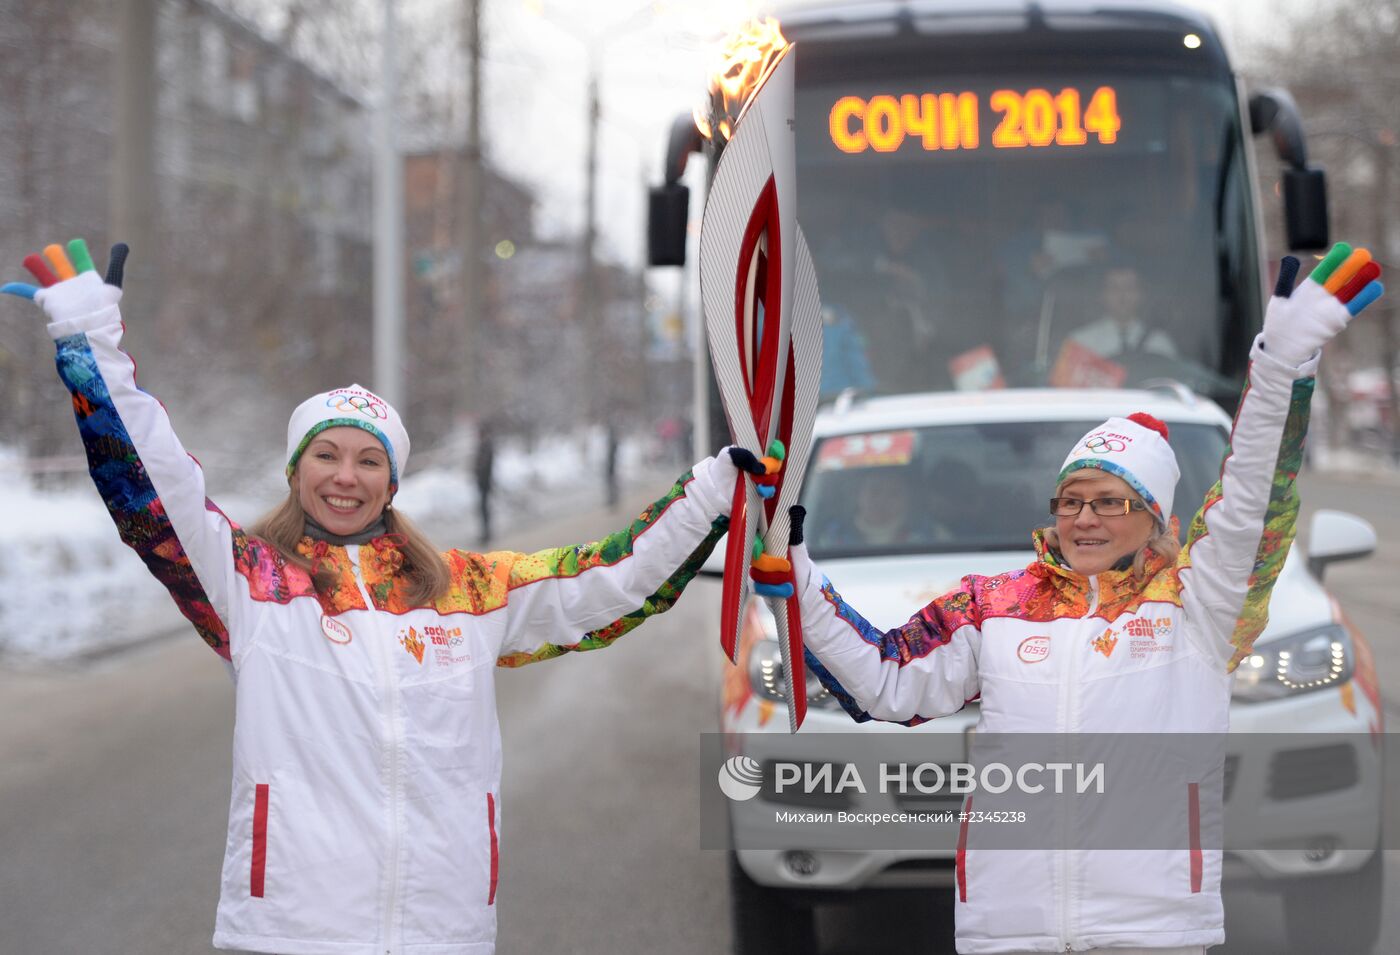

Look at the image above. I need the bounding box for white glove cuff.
[35,272,122,329]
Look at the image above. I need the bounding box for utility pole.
[111,0,157,299]
[581,74,601,421]
[460,0,485,416]
[1372,139,1400,458]
[373,0,405,409]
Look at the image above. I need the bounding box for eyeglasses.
[1049,497,1149,517]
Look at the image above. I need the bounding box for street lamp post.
[373,0,405,409]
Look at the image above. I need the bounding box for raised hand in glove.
[750,505,805,599]
[2,239,129,320]
[1262,243,1383,365]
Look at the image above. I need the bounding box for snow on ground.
[0,429,664,663]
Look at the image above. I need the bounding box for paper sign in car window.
[1049,340,1127,389]
[816,430,917,471]
[949,344,1006,391]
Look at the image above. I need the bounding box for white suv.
[717,387,1385,955]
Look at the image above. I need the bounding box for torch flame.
[694,17,790,142]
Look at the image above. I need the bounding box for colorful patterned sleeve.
[494,456,735,666]
[792,544,982,725]
[1175,336,1317,671]
[48,304,242,663]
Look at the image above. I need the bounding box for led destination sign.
[828,86,1122,154]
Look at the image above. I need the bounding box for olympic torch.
[698,23,823,732]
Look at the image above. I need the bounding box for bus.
[649,0,1329,451]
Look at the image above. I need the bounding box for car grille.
[1267,743,1358,801]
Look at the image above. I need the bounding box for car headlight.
[1231,624,1353,703]
[749,637,843,710]
[746,606,843,711]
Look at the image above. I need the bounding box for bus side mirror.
[648,113,706,267]
[1282,167,1329,252]
[648,183,691,267]
[1249,88,1329,252]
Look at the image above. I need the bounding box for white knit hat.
[285,384,410,491]
[1058,412,1180,526]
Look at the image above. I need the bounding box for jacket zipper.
[348,547,404,955]
[1058,575,1099,952]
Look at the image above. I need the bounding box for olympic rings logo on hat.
[1084,436,1127,454]
[326,392,389,420]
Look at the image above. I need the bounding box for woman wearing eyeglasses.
[761,245,1383,955]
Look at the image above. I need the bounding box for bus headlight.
[1231,624,1353,703]
[747,617,842,711]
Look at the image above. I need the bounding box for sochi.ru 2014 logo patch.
[397,626,426,665]
[1092,628,1119,658]
[320,614,352,645]
[1017,635,1051,663]
[1126,616,1174,659]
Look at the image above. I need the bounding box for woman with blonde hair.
[758,244,1383,954]
[4,238,776,955]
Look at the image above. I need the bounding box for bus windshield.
[796,69,1262,406]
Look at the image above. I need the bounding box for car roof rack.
[1140,379,1200,407]
[831,387,864,415]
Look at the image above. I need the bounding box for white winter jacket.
[795,337,1317,953]
[46,299,737,955]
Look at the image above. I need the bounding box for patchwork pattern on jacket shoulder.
[350,545,509,616]
[233,532,320,604]
[971,568,1092,623]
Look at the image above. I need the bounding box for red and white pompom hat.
[1057,412,1180,527]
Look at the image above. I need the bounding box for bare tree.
[1246,0,1400,456]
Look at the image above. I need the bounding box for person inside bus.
[1067,261,1177,359]
[820,205,956,392]
[1000,198,1109,324]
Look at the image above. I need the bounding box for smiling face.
[1054,471,1156,576]
[293,427,392,537]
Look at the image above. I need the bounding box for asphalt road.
[0,468,1395,955]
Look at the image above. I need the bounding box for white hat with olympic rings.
[285,384,410,491]
[1057,412,1180,527]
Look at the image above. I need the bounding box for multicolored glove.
[1,239,129,320]
[725,439,785,499]
[749,505,804,598]
[1262,243,1383,365]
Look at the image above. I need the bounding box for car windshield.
[803,420,1229,559]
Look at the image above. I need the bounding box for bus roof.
[774,0,1233,79]
[777,0,1220,35]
